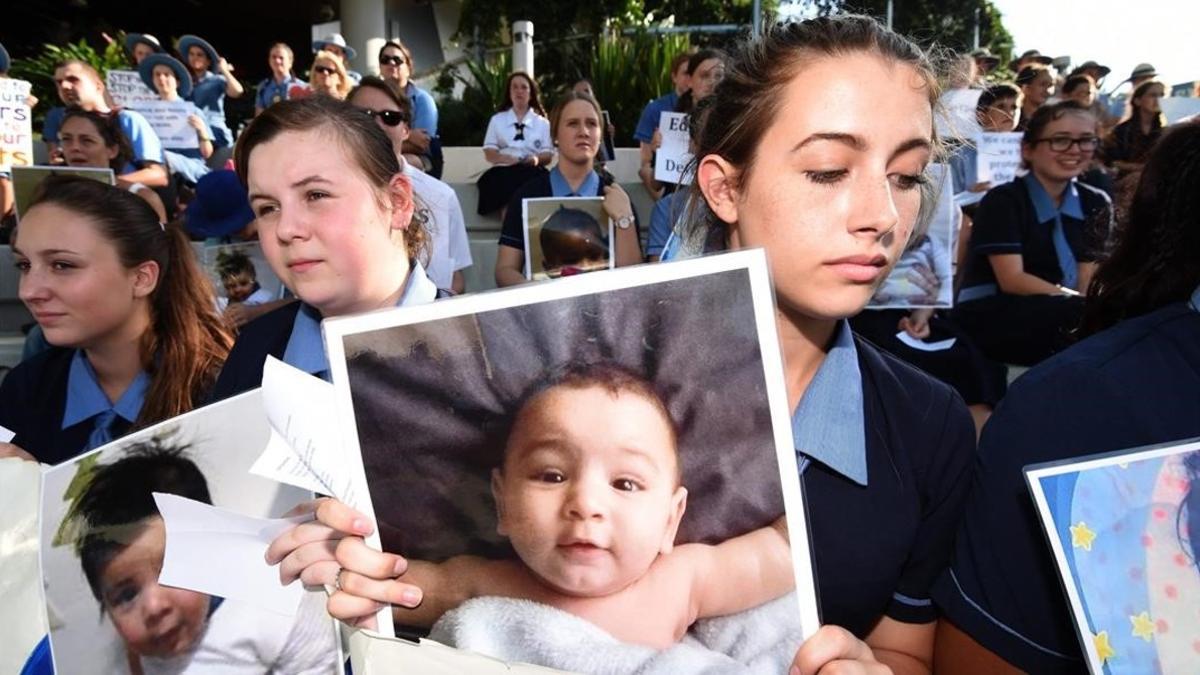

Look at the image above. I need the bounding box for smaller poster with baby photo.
[521,196,614,281]
[324,249,819,674]
[866,162,956,310]
[39,390,341,675]
[1026,438,1200,675]
[201,241,286,311]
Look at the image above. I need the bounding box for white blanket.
[428,592,803,674]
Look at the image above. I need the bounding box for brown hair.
[233,96,427,260]
[499,71,546,116]
[61,107,133,172]
[1061,74,1096,96]
[1127,80,1167,127]
[682,15,942,250]
[1021,100,1096,146]
[548,91,602,141]
[349,75,413,122]
[378,40,414,71]
[25,176,232,426]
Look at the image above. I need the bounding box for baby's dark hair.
[215,249,256,282]
[539,206,608,269]
[500,361,681,483]
[73,439,211,603]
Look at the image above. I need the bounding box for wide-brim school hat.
[124,33,164,57]
[184,170,256,239]
[178,35,221,73]
[970,48,1000,69]
[138,53,192,98]
[1073,60,1111,79]
[1127,63,1158,82]
[1017,49,1054,66]
[312,33,357,61]
[0,42,10,73]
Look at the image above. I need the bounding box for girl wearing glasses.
[955,100,1113,366]
[378,41,441,177]
[309,50,352,100]
[476,72,553,217]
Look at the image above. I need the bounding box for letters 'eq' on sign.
[0,79,34,172]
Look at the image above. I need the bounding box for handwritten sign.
[135,100,200,150]
[975,132,1023,185]
[0,79,34,173]
[654,111,693,185]
[105,69,159,109]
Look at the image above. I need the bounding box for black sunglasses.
[379,55,405,66]
[313,65,337,76]
[362,108,407,127]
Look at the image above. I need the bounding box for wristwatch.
[615,214,634,230]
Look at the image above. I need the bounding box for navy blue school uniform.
[931,288,1200,673]
[498,167,638,254]
[796,320,976,635]
[0,347,149,465]
[954,174,1112,366]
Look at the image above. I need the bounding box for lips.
[32,310,68,324]
[825,254,888,283]
[286,259,321,273]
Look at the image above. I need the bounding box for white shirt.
[403,158,473,289]
[482,108,552,160]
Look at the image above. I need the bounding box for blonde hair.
[312,50,352,99]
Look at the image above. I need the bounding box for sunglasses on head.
[362,108,407,127]
[379,55,405,66]
[313,65,337,76]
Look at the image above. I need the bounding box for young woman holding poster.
[209,96,434,397]
[266,16,974,675]
[0,177,231,464]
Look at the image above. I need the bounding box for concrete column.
[512,21,534,78]
[342,0,387,75]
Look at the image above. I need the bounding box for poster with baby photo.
[520,196,614,282]
[323,249,819,673]
[1026,437,1200,675]
[39,390,341,675]
[866,162,956,309]
[201,242,285,309]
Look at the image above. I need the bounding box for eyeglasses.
[362,108,407,127]
[379,55,405,67]
[1034,135,1099,152]
[313,65,337,77]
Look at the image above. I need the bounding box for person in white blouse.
[349,77,472,293]
[476,72,554,217]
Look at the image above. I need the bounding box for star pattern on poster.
[1129,611,1155,642]
[1070,521,1097,551]
[1093,630,1116,664]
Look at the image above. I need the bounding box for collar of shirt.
[549,166,600,197]
[1023,172,1083,223]
[62,351,150,429]
[790,319,868,485]
[283,261,439,378]
[1190,284,1200,313]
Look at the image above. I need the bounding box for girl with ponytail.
[0,175,232,464]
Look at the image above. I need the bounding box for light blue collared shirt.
[62,351,150,437]
[1024,173,1083,288]
[790,319,869,486]
[282,261,439,380]
[548,166,600,198]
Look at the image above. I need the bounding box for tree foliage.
[839,0,1013,62]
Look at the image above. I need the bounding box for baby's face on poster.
[493,386,687,597]
[98,517,210,657]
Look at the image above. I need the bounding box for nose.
[849,173,900,240]
[563,476,607,522]
[272,203,310,243]
[19,266,52,305]
[140,584,173,628]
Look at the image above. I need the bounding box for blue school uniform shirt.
[255,74,305,110]
[116,108,167,169]
[931,285,1200,673]
[188,71,233,148]
[948,142,978,195]
[405,82,439,136]
[648,190,688,258]
[63,351,150,451]
[634,92,679,144]
[282,261,439,380]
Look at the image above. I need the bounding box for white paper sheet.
[895,331,957,352]
[0,424,15,443]
[251,356,358,504]
[1,458,47,674]
[155,492,314,616]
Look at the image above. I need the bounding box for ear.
[491,468,509,537]
[387,173,415,232]
[106,144,120,162]
[658,486,688,555]
[696,154,740,228]
[130,260,161,299]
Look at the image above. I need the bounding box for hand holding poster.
[135,100,201,150]
[976,132,1024,185]
[653,111,692,185]
[104,69,158,109]
[0,78,34,172]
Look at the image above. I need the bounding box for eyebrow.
[792,133,933,161]
[248,175,331,202]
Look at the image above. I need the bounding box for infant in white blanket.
[392,361,795,650]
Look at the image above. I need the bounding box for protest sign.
[654,111,692,185]
[104,69,158,109]
[0,78,34,172]
[135,99,201,149]
[976,131,1024,185]
[12,166,114,219]
[521,196,612,281]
